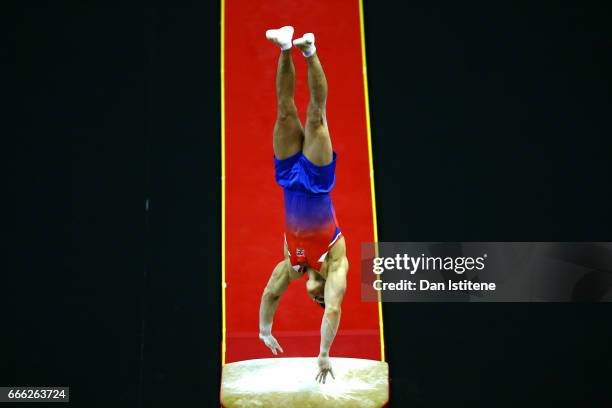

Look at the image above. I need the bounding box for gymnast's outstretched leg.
[266,26,304,159]
[294,33,333,166]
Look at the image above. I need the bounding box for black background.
[14,0,611,407]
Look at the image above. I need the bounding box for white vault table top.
[221,357,389,408]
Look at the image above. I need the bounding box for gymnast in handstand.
[258,26,348,384]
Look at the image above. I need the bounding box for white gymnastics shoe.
[265,26,294,51]
[293,32,316,57]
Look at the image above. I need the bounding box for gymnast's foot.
[265,25,294,51]
[293,33,316,57]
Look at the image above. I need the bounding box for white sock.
[293,33,316,58]
[265,26,294,51]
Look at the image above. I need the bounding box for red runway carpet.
[222,0,383,364]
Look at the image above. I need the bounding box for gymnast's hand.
[316,353,335,383]
[259,331,284,355]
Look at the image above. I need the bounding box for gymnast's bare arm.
[316,239,348,383]
[258,258,300,354]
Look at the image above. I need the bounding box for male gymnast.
[258,26,348,384]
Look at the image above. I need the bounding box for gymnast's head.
[306,270,326,308]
